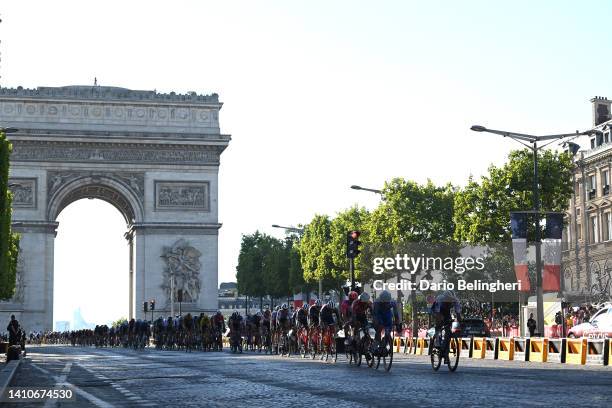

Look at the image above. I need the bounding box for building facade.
[563,96,612,304]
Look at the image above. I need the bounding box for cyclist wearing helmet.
[342,291,359,322]
[351,292,372,335]
[429,290,462,363]
[373,290,401,342]
[308,299,322,328]
[277,304,290,332]
[295,304,309,329]
[320,301,340,328]
[212,310,225,332]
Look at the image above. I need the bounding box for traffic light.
[177,289,183,303]
[346,230,361,259]
[143,301,148,313]
[150,299,155,311]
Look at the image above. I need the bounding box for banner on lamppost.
[510,212,531,292]
[542,213,563,292]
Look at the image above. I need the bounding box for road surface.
[8,345,612,407]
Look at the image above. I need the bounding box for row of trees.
[236,232,314,309]
[236,149,574,304]
[0,130,20,300]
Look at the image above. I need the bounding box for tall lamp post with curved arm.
[470,125,595,335]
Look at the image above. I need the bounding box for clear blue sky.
[2,1,610,326]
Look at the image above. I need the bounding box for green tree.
[454,149,573,243]
[0,130,19,300]
[236,231,267,301]
[299,214,334,292]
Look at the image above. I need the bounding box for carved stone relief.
[155,181,209,211]
[12,141,221,165]
[160,239,202,304]
[8,178,36,208]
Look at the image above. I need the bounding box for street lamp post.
[470,125,594,335]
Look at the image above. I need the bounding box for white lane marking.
[30,363,115,408]
[43,362,72,408]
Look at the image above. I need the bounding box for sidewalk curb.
[0,359,22,397]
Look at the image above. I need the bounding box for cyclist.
[295,304,309,329]
[373,290,401,345]
[320,300,340,329]
[429,290,462,364]
[320,301,340,344]
[341,291,359,342]
[308,299,322,328]
[212,310,225,350]
[277,304,291,333]
[228,311,243,351]
[351,292,372,338]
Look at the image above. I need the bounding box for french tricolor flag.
[542,213,563,292]
[510,212,531,292]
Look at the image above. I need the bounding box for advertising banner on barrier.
[543,213,563,292]
[510,212,531,292]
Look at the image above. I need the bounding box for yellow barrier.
[529,338,549,363]
[416,338,427,355]
[608,339,611,366]
[404,337,415,354]
[566,338,587,365]
[471,337,486,359]
[394,337,402,353]
[497,338,514,361]
[461,338,472,358]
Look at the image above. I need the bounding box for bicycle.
[297,325,309,358]
[347,324,374,368]
[430,321,460,372]
[372,324,395,372]
[321,324,337,363]
[308,325,321,360]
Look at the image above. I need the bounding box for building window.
[591,138,596,149]
[606,212,612,241]
[591,215,599,243]
[577,223,582,240]
[604,170,610,195]
[589,174,597,199]
[577,208,581,217]
[606,132,610,144]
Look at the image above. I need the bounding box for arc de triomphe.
[0,85,230,332]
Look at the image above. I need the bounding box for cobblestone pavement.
[7,345,612,408]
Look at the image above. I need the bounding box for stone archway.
[0,85,230,331]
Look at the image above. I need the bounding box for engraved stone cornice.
[0,86,220,105]
[130,222,222,235]
[11,220,59,234]
[0,86,223,135]
[9,139,223,165]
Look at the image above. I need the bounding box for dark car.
[460,318,490,337]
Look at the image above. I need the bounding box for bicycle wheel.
[309,330,318,360]
[299,333,307,358]
[447,337,460,372]
[430,338,442,371]
[382,333,393,372]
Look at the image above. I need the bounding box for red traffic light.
[350,230,360,239]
